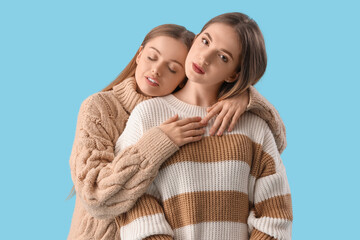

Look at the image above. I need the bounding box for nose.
[151,62,162,77]
[151,67,160,77]
[199,50,212,66]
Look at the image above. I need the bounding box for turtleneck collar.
[112,77,151,114]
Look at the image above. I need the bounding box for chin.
[136,85,150,97]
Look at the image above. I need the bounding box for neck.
[173,81,221,107]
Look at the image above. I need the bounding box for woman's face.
[135,36,188,97]
[185,23,242,88]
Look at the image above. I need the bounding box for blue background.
[1,1,359,239]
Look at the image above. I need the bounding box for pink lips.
[145,76,159,86]
[192,63,205,74]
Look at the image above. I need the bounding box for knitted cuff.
[135,127,179,169]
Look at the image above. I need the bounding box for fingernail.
[228,128,232,132]
[217,131,222,136]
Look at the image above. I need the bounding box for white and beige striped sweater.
[115,94,292,240]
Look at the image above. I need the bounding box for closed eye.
[168,67,176,74]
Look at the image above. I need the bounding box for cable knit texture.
[247,86,286,154]
[116,95,292,240]
[68,78,287,240]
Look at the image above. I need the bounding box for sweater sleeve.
[247,127,293,240]
[246,86,287,154]
[118,184,174,240]
[69,94,179,219]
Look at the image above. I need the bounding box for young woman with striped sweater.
[115,12,292,240]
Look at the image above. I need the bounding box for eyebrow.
[204,32,234,61]
[149,46,184,68]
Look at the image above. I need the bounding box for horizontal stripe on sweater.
[161,134,277,179]
[120,213,173,240]
[163,191,249,229]
[248,210,292,240]
[173,222,249,240]
[254,170,292,204]
[154,160,252,201]
[254,194,293,221]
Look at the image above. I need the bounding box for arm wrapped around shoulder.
[247,86,287,154]
[69,94,178,219]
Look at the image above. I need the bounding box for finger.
[162,114,178,124]
[183,128,206,138]
[206,101,219,113]
[176,116,202,126]
[181,121,206,131]
[182,135,203,146]
[209,108,228,136]
[228,110,243,132]
[201,104,222,124]
[216,110,235,136]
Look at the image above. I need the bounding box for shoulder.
[231,112,273,145]
[128,96,174,131]
[232,112,281,168]
[247,86,287,153]
[79,90,126,120]
[131,96,171,117]
[241,112,271,133]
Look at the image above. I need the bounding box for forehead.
[144,36,188,60]
[201,23,242,56]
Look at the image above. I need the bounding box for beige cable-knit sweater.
[68,77,287,240]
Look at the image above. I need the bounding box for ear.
[225,71,240,83]
[135,46,144,64]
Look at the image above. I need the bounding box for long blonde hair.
[67,24,195,200]
[102,24,195,92]
[200,12,267,101]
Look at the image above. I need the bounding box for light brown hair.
[102,24,195,92]
[67,24,194,200]
[200,12,267,101]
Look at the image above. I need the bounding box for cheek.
[134,61,146,85]
[163,74,185,92]
[138,53,153,70]
[186,49,195,62]
[137,56,147,70]
[134,68,141,87]
[185,64,192,79]
[185,56,193,74]
[185,45,196,61]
